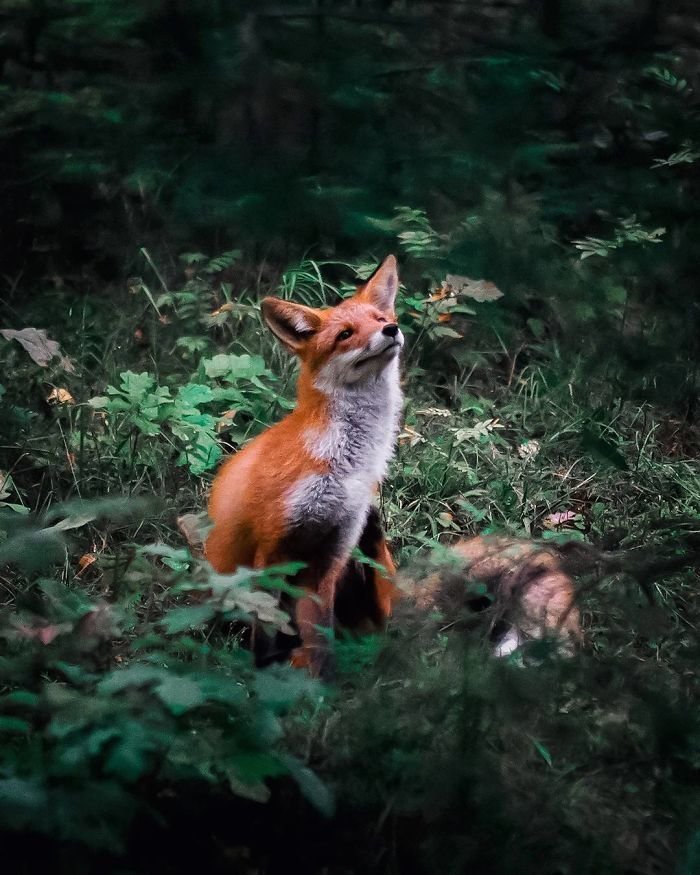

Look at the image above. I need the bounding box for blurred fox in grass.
[398,535,583,657]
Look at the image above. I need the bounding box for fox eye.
[337,328,354,341]
[376,316,387,323]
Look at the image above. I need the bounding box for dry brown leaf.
[415,407,451,418]
[442,275,504,303]
[177,512,210,556]
[517,439,541,460]
[1,327,76,372]
[77,553,97,575]
[225,589,294,635]
[211,302,236,317]
[216,410,238,433]
[398,425,425,446]
[47,387,75,405]
[543,511,579,530]
[453,418,504,443]
[428,286,451,302]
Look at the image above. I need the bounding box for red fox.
[400,536,583,656]
[206,256,403,676]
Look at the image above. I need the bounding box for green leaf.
[0,716,31,733]
[253,668,317,711]
[103,723,162,781]
[0,526,66,571]
[98,665,167,694]
[161,604,217,634]
[580,426,628,470]
[39,578,95,620]
[224,752,287,803]
[431,326,463,339]
[176,383,214,408]
[282,755,335,817]
[531,737,553,768]
[155,676,205,715]
[140,543,191,561]
[48,510,99,531]
[131,415,161,436]
[225,767,272,803]
[0,779,47,829]
[2,690,39,707]
[202,353,268,381]
[197,675,247,706]
[679,831,700,875]
[527,317,545,339]
[119,371,156,399]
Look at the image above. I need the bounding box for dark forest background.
[0,2,699,873]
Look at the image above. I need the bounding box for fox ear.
[358,254,398,313]
[261,298,321,351]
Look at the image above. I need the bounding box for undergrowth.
[0,242,698,874]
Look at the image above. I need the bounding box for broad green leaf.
[176,383,214,407]
[0,716,31,733]
[161,604,217,634]
[282,755,335,818]
[155,675,205,714]
[99,665,167,694]
[202,353,267,381]
[118,371,155,399]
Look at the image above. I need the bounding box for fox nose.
[382,323,399,338]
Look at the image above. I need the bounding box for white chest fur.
[284,359,402,552]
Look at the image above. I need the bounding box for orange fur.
[206,257,403,676]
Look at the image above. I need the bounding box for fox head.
[261,255,404,389]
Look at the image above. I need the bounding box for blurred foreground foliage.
[0,495,698,873]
